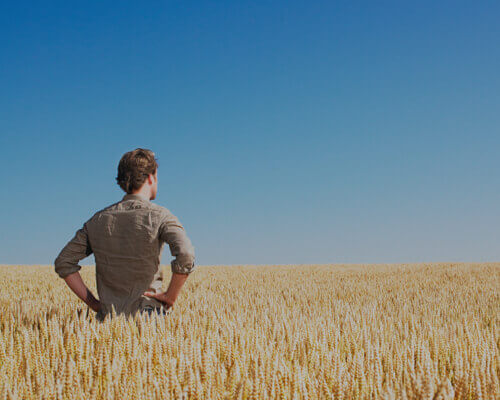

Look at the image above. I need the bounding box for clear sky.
[1,1,499,266]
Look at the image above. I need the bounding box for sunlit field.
[0,263,498,399]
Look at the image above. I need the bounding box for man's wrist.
[163,294,175,308]
[88,297,101,312]
[156,291,175,308]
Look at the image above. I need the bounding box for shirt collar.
[122,193,151,203]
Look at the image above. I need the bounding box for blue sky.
[1,1,499,266]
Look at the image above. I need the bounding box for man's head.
[116,148,159,199]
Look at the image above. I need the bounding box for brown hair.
[116,148,159,194]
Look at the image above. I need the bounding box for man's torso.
[85,194,169,320]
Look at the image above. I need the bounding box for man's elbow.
[54,256,80,279]
[172,248,195,275]
[54,255,64,278]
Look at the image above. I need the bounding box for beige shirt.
[54,193,195,321]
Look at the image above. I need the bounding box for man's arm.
[144,272,189,308]
[144,212,195,308]
[54,222,101,312]
[63,272,101,312]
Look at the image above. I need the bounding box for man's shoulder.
[150,202,176,219]
[145,202,181,226]
[90,200,123,217]
[86,199,173,222]
[81,200,119,225]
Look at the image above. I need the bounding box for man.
[54,148,195,321]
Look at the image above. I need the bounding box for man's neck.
[130,191,151,201]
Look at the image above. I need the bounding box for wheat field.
[0,263,498,399]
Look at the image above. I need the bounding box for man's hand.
[143,291,175,308]
[88,297,102,313]
[143,272,189,309]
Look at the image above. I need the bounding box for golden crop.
[0,263,498,399]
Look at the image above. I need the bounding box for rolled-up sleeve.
[54,222,93,279]
[159,211,195,274]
